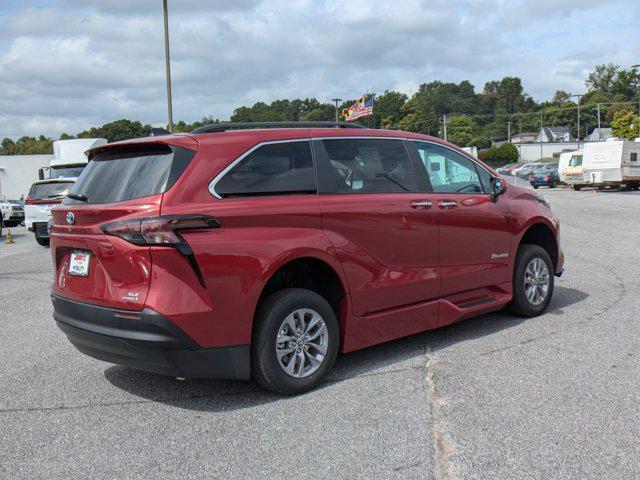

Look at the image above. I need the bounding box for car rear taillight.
[545,175,551,181]
[101,215,220,246]
[101,215,220,288]
[530,177,535,181]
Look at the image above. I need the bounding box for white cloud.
[0,0,638,138]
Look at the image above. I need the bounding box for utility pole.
[507,121,512,143]
[163,0,173,132]
[631,65,640,137]
[596,103,601,140]
[570,93,583,146]
[540,111,543,160]
[440,114,450,142]
[331,98,342,123]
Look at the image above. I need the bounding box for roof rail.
[190,121,367,134]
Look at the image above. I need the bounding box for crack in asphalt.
[425,347,462,480]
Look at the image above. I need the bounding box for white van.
[582,139,640,190]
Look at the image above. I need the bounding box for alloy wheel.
[524,257,550,306]
[275,308,328,379]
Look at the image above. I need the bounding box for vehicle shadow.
[104,285,588,412]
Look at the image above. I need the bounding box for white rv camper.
[582,139,640,190]
[558,149,588,189]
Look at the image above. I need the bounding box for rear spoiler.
[85,135,197,160]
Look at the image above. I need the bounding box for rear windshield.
[65,145,194,205]
[29,182,74,200]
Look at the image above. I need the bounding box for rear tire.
[35,232,49,246]
[508,244,554,317]
[573,185,581,191]
[251,288,339,395]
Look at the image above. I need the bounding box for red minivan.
[50,122,563,394]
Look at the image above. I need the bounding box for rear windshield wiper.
[67,193,88,202]
[374,171,409,192]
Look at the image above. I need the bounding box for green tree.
[447,115,478,146]
[586,63,619,94]
[373,90,407,128]
[611,110,640,140]
[479,142,519,168]
[77,119,150,142]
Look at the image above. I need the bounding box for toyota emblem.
[66,212,75,224]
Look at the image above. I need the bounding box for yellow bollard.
[4,228,14,244]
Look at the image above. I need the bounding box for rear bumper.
[52,294,250,379]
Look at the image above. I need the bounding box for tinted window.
[28,182,74,200]
[215,141,315,197]
[319,139,417,194]
[65,145,193,205]
[631,153,638,162]
[414,142,485,193]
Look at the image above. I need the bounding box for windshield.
[49,165,86,179]
[28,182,74,200]
[65,145,193,205]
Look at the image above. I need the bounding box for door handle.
[410,200,433,209]
[437,200,458,209]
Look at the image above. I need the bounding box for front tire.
[251,288,339,395]
[508,244,554,317]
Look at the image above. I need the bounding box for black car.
[530,163,560,189]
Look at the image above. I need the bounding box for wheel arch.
[257,253,348,320]
[517,220,559,270]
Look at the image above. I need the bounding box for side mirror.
[490,176,507,198]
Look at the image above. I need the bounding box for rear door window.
[213,141,315,197]
[28,182,74,200]
[65,145,194,204]
[316,138,418,194]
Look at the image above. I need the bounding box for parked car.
[530,163,560,188]
[497,162,525,176]
[0,199,25,233]
[517,163,547,178]
[50,122,564,394]
[25,179,75,246]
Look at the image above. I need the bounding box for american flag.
[343,95,374,122]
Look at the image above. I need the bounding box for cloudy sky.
[0,0,639,139]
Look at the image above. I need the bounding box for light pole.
[163,0,173,132]
[569,93,583,145]
[631,64,640,135]
[331,98,342,123]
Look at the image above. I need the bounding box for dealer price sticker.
[69,251,90,276]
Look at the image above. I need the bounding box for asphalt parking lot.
[1,183,639,479]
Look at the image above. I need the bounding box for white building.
[0,154,53,199]
[514,142,582,162]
